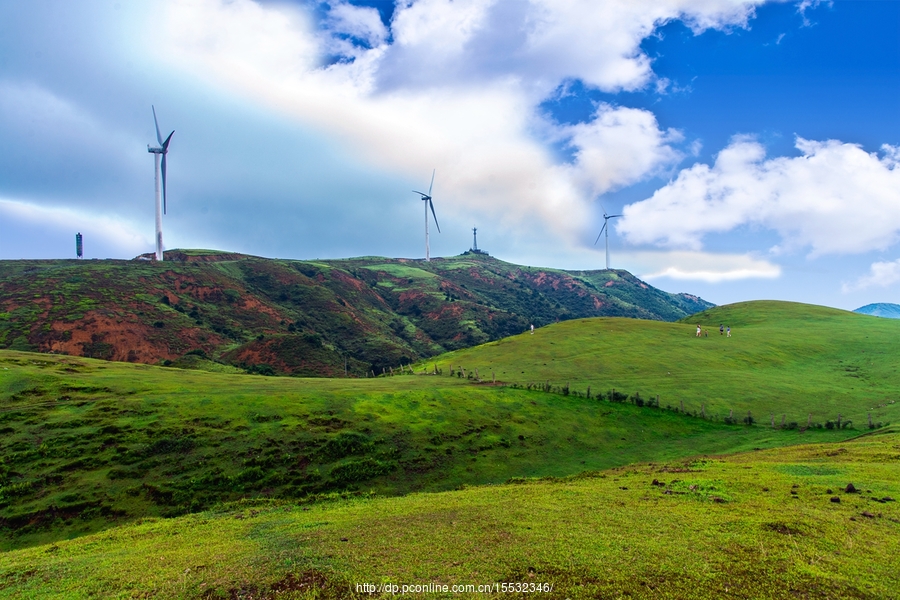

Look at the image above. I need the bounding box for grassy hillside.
[0,349,850,551]
[0,251,711,376]
[419,301,900,427]
[1,427,896,599]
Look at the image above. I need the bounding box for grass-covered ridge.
[422,300,900,427]
[0,252,711,376]
[0,349,849,551]
[1,428,897,599]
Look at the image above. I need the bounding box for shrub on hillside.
[329,458,396,485]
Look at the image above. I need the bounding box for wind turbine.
[148,106,174,261]
[413,170,440,262]
[594,207,622,270]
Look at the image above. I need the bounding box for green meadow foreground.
[428,301,900,426]
[2,300,899,598]
[0,348,842,550]
[1,428,898,598]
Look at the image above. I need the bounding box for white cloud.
[842,259,900,292]
[560,104,684,197]
[796,0,831,27]
[323,1,388,50]
[631,250,781,282]
[157,0,765,253]
[618,136,900,256]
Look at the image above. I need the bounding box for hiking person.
[530,324,534,335]
[720,324,724,335]
[726,326,731,337]
[696,325,702,337]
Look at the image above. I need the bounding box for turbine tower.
[594,207,622,270]
[472,227,478,251]
[413,170,440,262]
[148,106,174,261]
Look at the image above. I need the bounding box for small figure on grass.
[720,324,724,335]
[530,324,534,335]
[696,325,702,337]
[726,326,731,337]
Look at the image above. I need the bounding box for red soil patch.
[332,270,367,292]
[43,311,222,364]
[428,303,465,320]
[398,290,429,303]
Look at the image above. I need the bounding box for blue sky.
[1,0,899,310]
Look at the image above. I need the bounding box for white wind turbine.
[594,206,622,270]
[413,170,440,262]
[148,106,174,261]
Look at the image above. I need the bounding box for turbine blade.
[609,214,622,218]
[594,222,607,245]
[599,203,608,218]
[161,153,168,215]
[152,105,163,146]
[412,190,429,198]
[428,169,435,196]
[162,130,174,151]
[429,198,440,233]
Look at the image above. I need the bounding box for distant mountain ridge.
[0,250,713,376]
[853,303,900,319]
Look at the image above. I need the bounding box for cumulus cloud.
[842,259,900,292]
[560,104,684,197]
[618,136,900,256]
[158,0,765,250]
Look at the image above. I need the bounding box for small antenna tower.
[76,233,83,259]
[467,226,488,255]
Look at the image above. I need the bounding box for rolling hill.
[419,300,900,426]
[0,348,831,551]
[0,250,711,377]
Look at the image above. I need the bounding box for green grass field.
[1,427,897,598]
[1,348,842,551]
[421,301,900,427]
[2,300,899,598]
